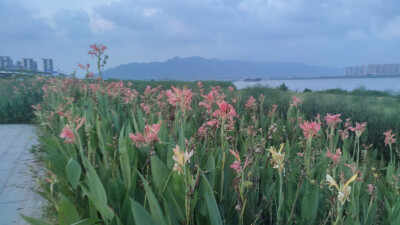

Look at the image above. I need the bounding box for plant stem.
[220,123,226,202]
[277,172,284,225]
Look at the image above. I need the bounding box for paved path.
[0,125,44,225]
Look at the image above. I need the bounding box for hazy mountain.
[102,56,342,81]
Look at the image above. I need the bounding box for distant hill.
[102,56,341,81]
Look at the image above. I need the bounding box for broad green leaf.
[66,158,82,189]
[119,125,132,191]
[71,218,102,225]
[58,194,80,225]
[137,171,167,225]
[82,156,107,204]
[131,199,158,225]
[20,214,52,225]
[82,186,115,221]
[151,155,185,221]
[202,173,223,225]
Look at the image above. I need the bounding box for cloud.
[0,2,53,41]
[53,10,92,39]
[375,17,400,39]
[89,16,115,33]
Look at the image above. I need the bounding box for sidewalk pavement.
[0,124,45,225]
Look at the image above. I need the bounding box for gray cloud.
[0,2,52,41]
[2,0,400,72]
[53,10,92,39]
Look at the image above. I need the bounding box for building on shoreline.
[0,55,54,73]
[42,58,53,73]
[344,63,400,76]
[21,58,38,71]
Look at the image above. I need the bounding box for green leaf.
[66,158,82,189]
[137,171,167,225]
[82,156,107,204]
[82,186,115,222]
[151,156,185,221]
[71,219,102,225]
[58,194,80,224]
[131,199,158,225]
[20,214,52,225]
[202,173,223,225]
[119,125,132,191]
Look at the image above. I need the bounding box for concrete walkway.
[0,125,44,225]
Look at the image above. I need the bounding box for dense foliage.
[1,45,399,224]
[12,74,399,225]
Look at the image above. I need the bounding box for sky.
[1,0,400,74]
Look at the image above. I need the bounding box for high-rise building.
[0,56,13,69]
[360,65,367,75]
[344,66,353,76]
[394,64,400,75]
[21,58,37,71]
[367,64,377,75]
[376,64,382,75]
[41,58,53,73]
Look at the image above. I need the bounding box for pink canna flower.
[229,149,241,162]
[199,92,214,110]
[197,81,204,93]
[245,96,256,109]
[60,125,76,144]
[326,148,342,166]
[339,129,349,140]
[31,104,42,111]
[206,119,219,127]
[290,96,303,108]
[367,184,374,195]
[325,113,342,128]
[129,121,162,147]
[166,86,193,112]
[345,118,352,128]
[88,43,107,57]
[268,104,278,117]
[349,122,366,137]
[228,86,234,92]
[198,124,208,137]
[212,100,236,120]
[230,161,241,173]
[300,121,321,139]
[383,129,396,146]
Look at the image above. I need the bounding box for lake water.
[233,78,400,93]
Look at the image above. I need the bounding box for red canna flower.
[383,129,396,146]
[129,121,162,147]
[212,100,236,120]
[325,113,342,128]
[60,124,76,144]
[166,86,193,112]
[245,96,256,109]
[349,122,366,137]
[290,96,303,108]
[230,161,241,173]
[199,92,214,111]
[300,121,321,139]
[326,148,342,166]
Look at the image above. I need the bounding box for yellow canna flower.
[268,144,285,173]
[326,174,358,205]
[172,145,193,175]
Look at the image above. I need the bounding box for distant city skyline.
[1,1,400,73]
[344,63,400,76]
[0,55,54,72]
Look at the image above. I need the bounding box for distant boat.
[243,78,261,82]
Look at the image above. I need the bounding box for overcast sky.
[1,0,400,73]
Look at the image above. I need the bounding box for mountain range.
[102,56,342,81]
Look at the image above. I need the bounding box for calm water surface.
[233,78,400,93]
